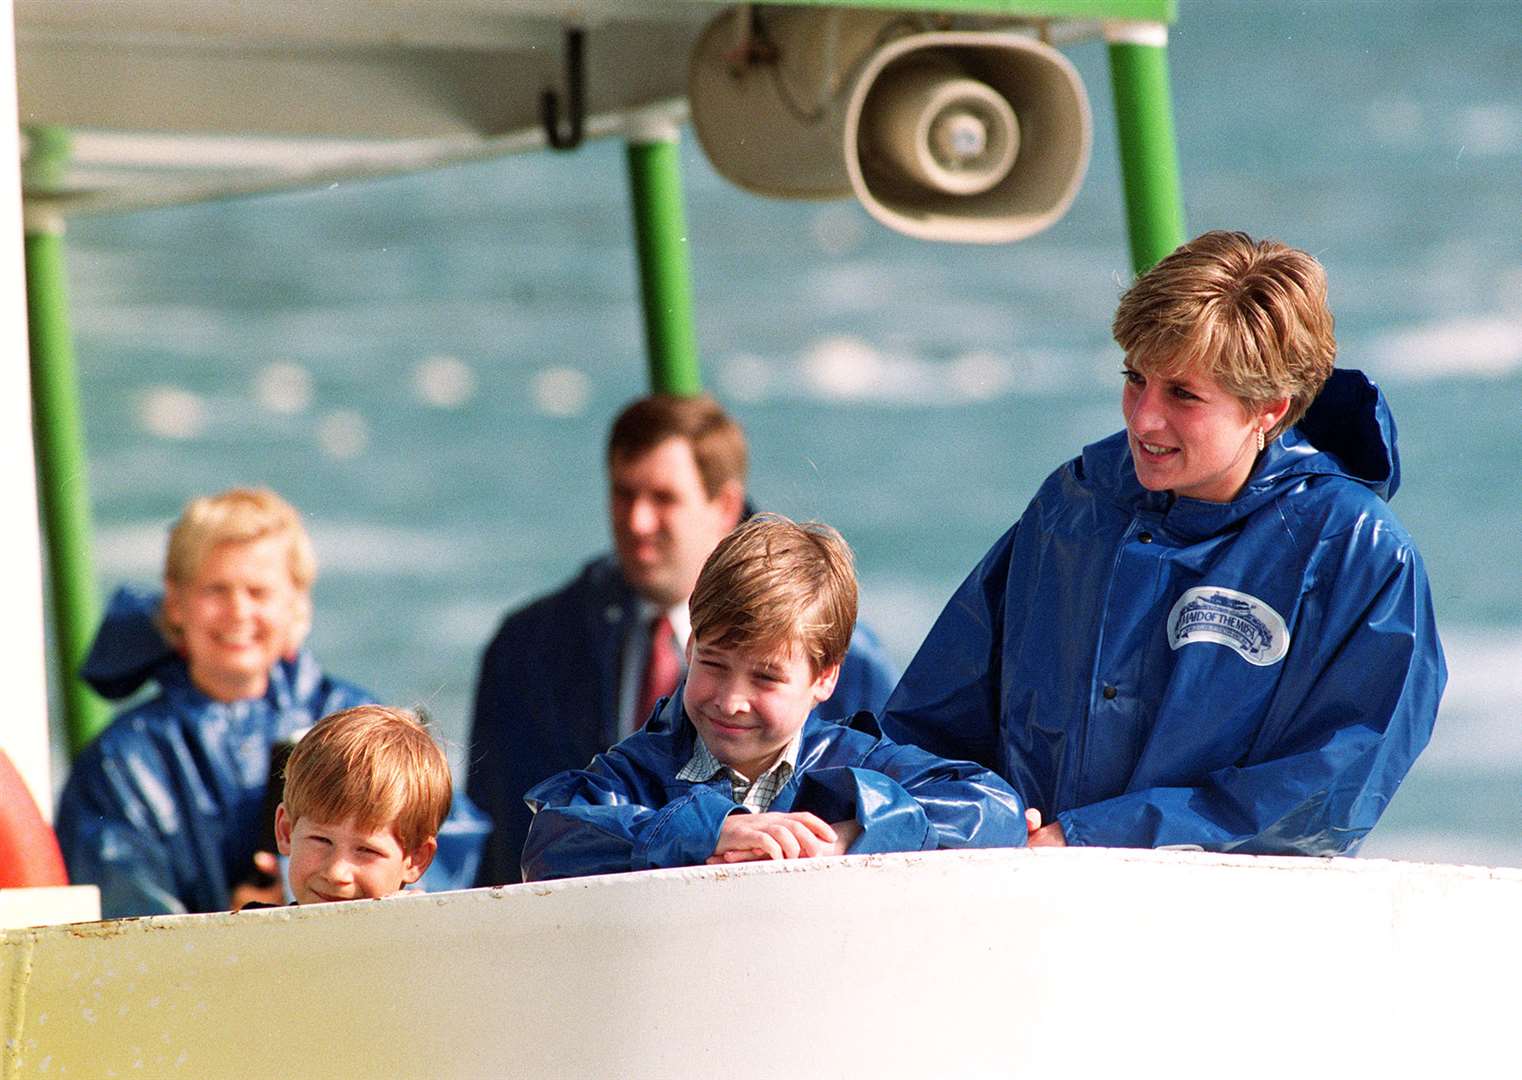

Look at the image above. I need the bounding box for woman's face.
[1122,362,1287,504]
[164,535,306,702]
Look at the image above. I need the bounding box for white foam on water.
[1498,268,1522,314]
[804,336,882,399]
[946,351,1017,402]
[531,367,591,418]
[1365,316,1522,380]
[1456,103,1522,157]
[805,265,889,315]
[135,386,207,440]
[421,597,516,649]
[307,522,479,576]
[75,304,234,354]
[716,353,771,404]
[92,520,487,581]
[856,577,959,669]
[316,410,369,460]
[715,337,1088,406]
[1360,829,1522,870]
[1416,627,1522,769]
[93,522,172,577]
[412,355,477,409]
[808,205,867,258]
[253,361,313,416]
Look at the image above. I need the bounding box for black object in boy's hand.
[241,737,299,887]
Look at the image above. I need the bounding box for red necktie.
[634,615,680,729]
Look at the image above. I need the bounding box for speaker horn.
[688,10,1091,244]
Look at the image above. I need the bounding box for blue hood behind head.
[1080,368,1400,529]
[79,585,177,700]
[1291,367,1399,501]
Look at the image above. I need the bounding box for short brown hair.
[281,705,452,854]
[1112,231,1336,436]
[164,487,316,590]
[689,513,857,674]
[606,395,747,498]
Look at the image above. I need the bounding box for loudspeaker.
[689,9,1091,244]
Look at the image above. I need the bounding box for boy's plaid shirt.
[675,734,802,813]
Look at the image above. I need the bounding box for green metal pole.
[1107,25,1187,276]
[24,127,109,757]
[624,119,702,396]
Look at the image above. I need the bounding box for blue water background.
[57,2,1522,865]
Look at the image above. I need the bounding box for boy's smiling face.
[683,634,840,781]
[274,805,434,904]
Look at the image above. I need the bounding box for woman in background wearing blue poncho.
[882,232,1445,855]
[56,488,487,916]
[56,489,371,916]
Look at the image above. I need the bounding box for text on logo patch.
[1166,586,1289,666]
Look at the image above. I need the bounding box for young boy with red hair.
[273,705,450,904]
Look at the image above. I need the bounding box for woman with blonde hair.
[56,488,370,916]
[883,232,1446,855]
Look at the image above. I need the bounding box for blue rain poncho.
[56,587,487,916]
[882,370,1445,855]
[469,553,900,885]
[520,691,1025,882]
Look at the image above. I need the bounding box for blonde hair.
[1112,231,1336,436]
[688,513,857,674]
[164,487,316,589]
[281,705,452,854]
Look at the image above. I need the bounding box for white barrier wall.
[3,848,1518,1077]
[0,886,98,931]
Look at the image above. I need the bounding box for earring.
[1255,429,1265,453]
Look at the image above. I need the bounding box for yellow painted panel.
[3,850,1519,1077]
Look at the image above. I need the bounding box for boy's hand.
[708,812,836,863]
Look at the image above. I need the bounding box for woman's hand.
[822,820,861,855]
[1025,807,1067,847]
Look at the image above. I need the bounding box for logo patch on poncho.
[1167,587,1289,666]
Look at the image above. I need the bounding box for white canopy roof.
[15,0,723,213]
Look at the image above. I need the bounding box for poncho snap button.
[1102,685,1118,700]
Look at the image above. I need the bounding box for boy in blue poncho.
[521,514,1026,882]
[271,705,448,906]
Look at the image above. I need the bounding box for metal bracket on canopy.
[541,28,586,151]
